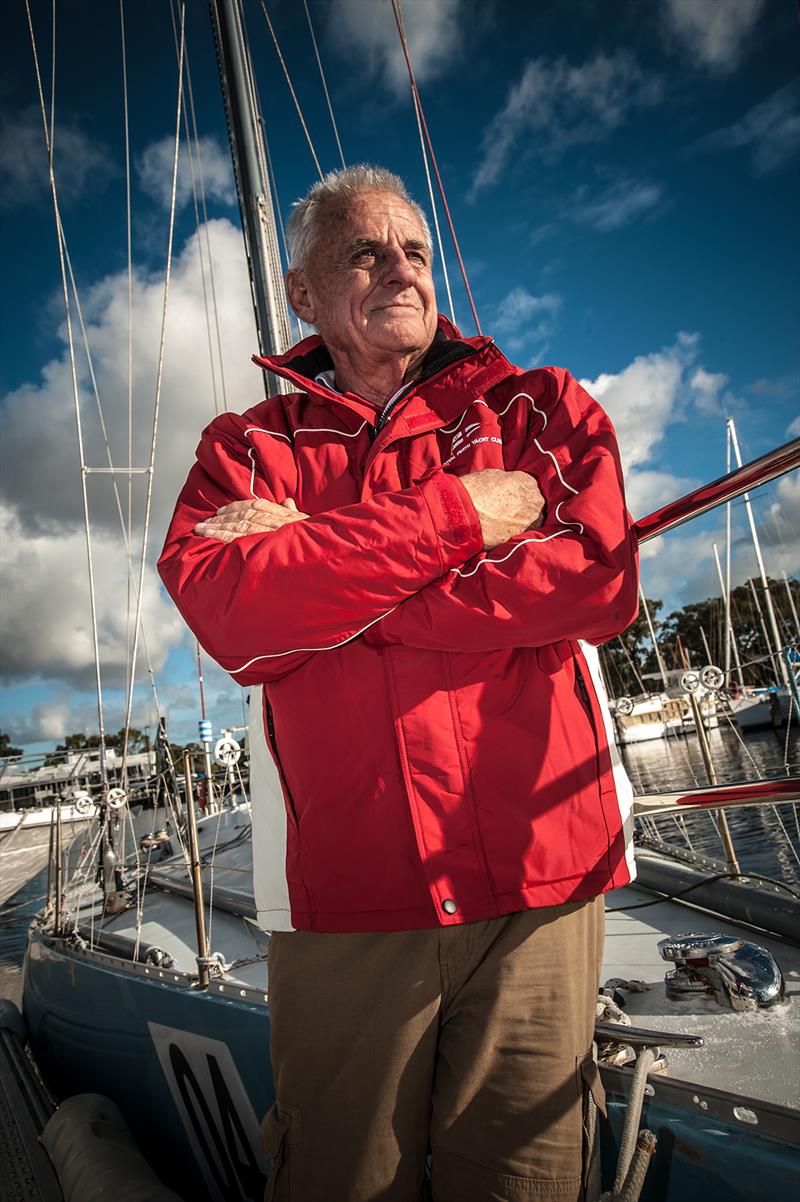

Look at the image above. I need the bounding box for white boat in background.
[0,749,160,905]
[613,695,667,743]
[729,689,791,733]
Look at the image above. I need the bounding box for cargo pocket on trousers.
[262,1101,302,1201]
[579,1046,606,1202]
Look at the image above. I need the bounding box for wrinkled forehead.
[316,190,428,255]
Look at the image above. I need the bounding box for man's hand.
[458,469,545,550]
[195,497,308,543]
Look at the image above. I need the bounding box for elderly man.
[159,165,638,1202]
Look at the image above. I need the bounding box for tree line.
[600,575,798,698]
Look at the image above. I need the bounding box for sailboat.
[6,3,800,1200]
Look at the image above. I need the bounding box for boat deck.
[602,885,800,1110]
[61,808,800,1115]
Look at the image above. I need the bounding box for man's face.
[287,190,438,364]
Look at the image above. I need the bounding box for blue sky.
[1,0,798,753]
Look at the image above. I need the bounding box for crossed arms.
[157,368,638,686]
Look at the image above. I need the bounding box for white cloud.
[493,288,561,357]
[699,82,800,175]
[0,106,115,208]
[0,219,266,692]
[786,415,800,438]
[136,135,235,210]
[690,366,728,415]
[495,287,561,331]
[472,52,662,195]
[638,527,722,608]
[327,0,462,99]
[566,174,663,232]
[662,0,765,73]
[755,472,800,556]
[580,333,700,473]
[0,505,183,688]
[624,469,701,522]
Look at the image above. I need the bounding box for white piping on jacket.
[244,423,368,500]
[229,604,399,676]
[450,389,584,578]
[243,423,367,441]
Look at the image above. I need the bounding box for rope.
[257,0,323,178]
[600,1047,657,1202]
[390,0,481,335]
[121,0,186,781]
[302,0,345,168]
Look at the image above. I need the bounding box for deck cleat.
[659,932,786,1011]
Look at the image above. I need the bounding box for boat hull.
[22,917,800,1202]
[23,926,273,1202]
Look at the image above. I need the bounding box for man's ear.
[285,270,316,325]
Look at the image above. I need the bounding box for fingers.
[194,497,309,541]
[216,498,308,518]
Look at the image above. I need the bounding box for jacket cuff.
[418,471,483,572]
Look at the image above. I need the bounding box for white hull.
[617,720,666,744]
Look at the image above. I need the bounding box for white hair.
[286,165,433,271]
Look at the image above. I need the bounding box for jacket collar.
[252,316,516,428]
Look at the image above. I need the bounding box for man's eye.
[408,252,426,263]
[354,249,376,262]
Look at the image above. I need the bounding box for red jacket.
[158,319,639,932]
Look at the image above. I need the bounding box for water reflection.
[621,724,800,885]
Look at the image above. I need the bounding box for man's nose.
[380,246,417,286]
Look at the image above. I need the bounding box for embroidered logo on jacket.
[443,418,501,466]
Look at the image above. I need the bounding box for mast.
[727,418,790,686]
[712,542,745,688]
[783,571,800,640]
[209,0,293,392]
[724,424,732,683]
[638,586,668,689]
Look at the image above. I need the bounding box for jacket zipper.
[573,655,596,733]
[375,341,491,432]
[264,696,301,829]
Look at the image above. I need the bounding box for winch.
[658,932,785,1011]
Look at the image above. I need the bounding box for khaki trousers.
[262,897,605,1202]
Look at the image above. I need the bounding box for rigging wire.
[121,0,187,781]
[257,0,323,178]
[390,0,481,335]
[409,68,457,325]
[25,0,108,784]
[169,0,222,417]
[120,0,136,767]
[30,1,166,790]
[55,237,164,726]
[302,0,345,169]
[173,0,230,411]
